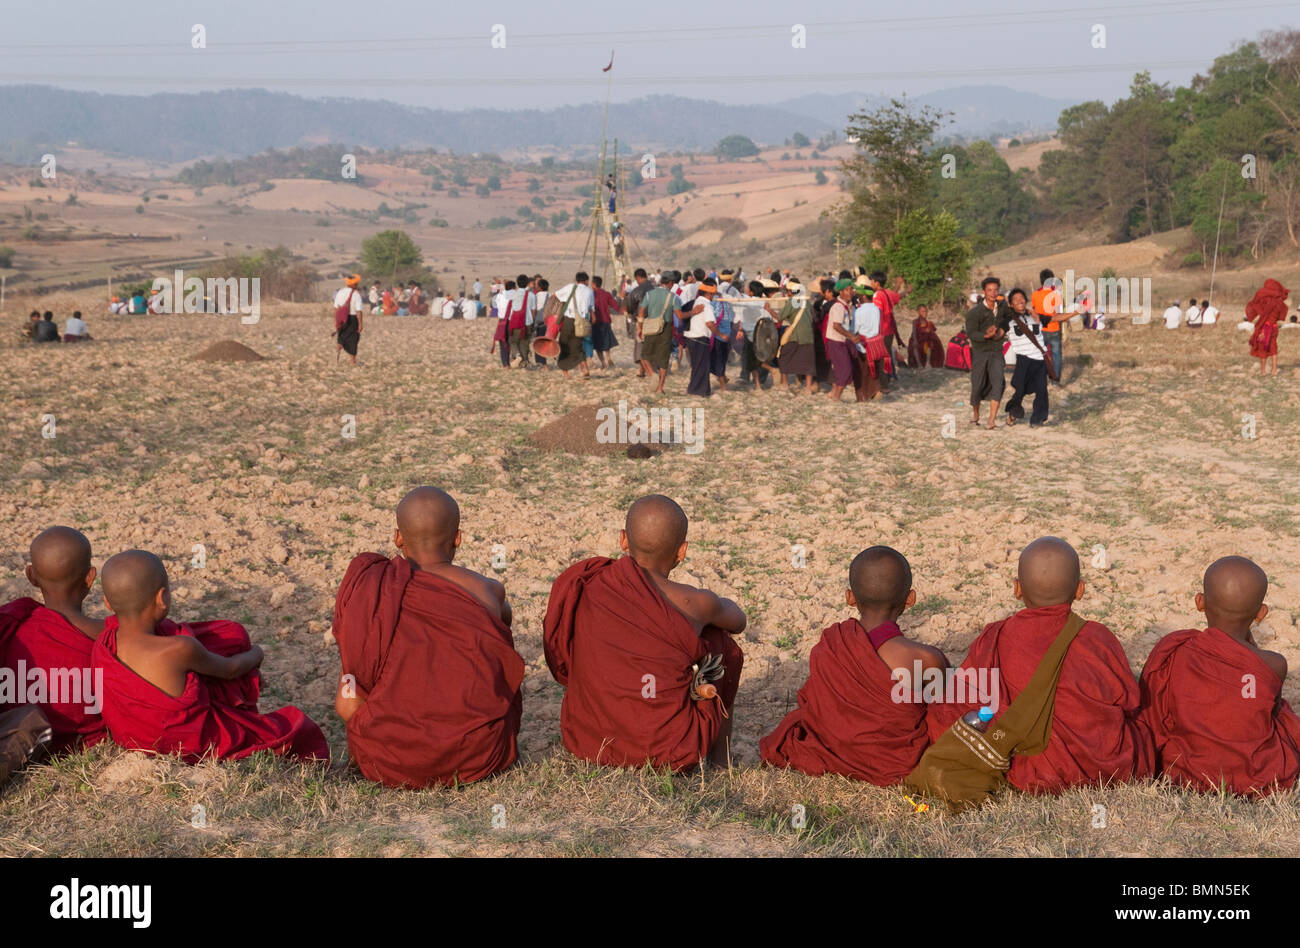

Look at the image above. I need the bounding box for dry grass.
[2,298,1299,857]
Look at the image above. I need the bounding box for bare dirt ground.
[3,299,1300,856]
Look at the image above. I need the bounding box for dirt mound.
[529,404,624,456]
[528,403,670,457]
[192,340,266,363]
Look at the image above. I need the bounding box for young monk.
[0,527,107,752]
[927,537,1154,792]
[544,494,745,770]
[760,546,949,784]
[332,487,524,788]
[91,550,328,763]
[1140,556,1300,796]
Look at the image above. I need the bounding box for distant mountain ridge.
[0,84,1075,164]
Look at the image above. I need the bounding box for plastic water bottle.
[962,706,996,732]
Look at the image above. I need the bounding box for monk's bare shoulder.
[1255,646,1288,682]
[431,564,506,620]
[878,637,949,674]
[652,575,709,632]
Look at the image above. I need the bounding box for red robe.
[907,317,944,368]
[926,603,1154,792]
[759,618,928,784]
[92,616,329,763]
[1140,627,1300,796]
[332,553,524,788]
[544,555,743,771]
[1246,278,1289,359]
[0,598,106,753]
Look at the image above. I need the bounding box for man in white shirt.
[472,278,482,301]
[851,286,888,399]
[1185,298,1203,328]
[682,277,722,396]
[333,274,364,365]
[63,311,91,342]
[553,272,595,378]
[1004,287,1048,426]
[1163,301,1183,329]
[1200,299,1218,325]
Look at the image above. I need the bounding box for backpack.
[334,289,356,331]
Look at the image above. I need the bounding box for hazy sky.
[0,0,1293,110]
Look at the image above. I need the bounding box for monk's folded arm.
[184,639,263,680]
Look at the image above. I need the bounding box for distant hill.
[777,86,1075,140]
[0,84,1075,164]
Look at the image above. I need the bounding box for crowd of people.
[3,494,1298,803]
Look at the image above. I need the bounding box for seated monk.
[0,527,107,752]
[544,494,745,770]
[907,305,944,368]
[91,550,328,763]
[760,546,949,784]
[927,537,1154,792]
[332,486,524,788]
[1140,556,1300,796]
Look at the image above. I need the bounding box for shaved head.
[625,494,688,561]
[101,550,169,617]
[849,546,912,609]
[396,486,460,550]
[1017,537,1081,607]
[1203,556,1268,623]
[29,526,92,587]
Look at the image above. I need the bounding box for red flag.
[602,51,614,72]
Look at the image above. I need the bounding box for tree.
[715,135,760,160]
[841,98,950,248]
[667,163,695,195]
[815,169,828,185]
[791,131,811,147]
[864,210,972,308]
[930,141,1034,252]
[486,174,502,191]
[361,229,423,281]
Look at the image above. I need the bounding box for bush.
[815,170,828,185]
[486,175,502,191]
[1183,252,1204,267]
[485,216,514,229]
[474,184,491,197]
[0,245,14,267]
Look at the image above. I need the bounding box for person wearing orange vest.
[1031,268,1064,384]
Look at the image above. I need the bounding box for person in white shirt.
[472,278,482,301]
[63,311,91,342]
[493,280,515,368]
[508,273,535,367]
[1200,299,1218,325]
[1163,301,1183,329]
[1004,287,1048,426]
[1185,298,1203,328]
[681,277,722,396]
[851,286,889,399]
[333,274,364,365]
[553,271,595,378]
[532,278,551,366]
